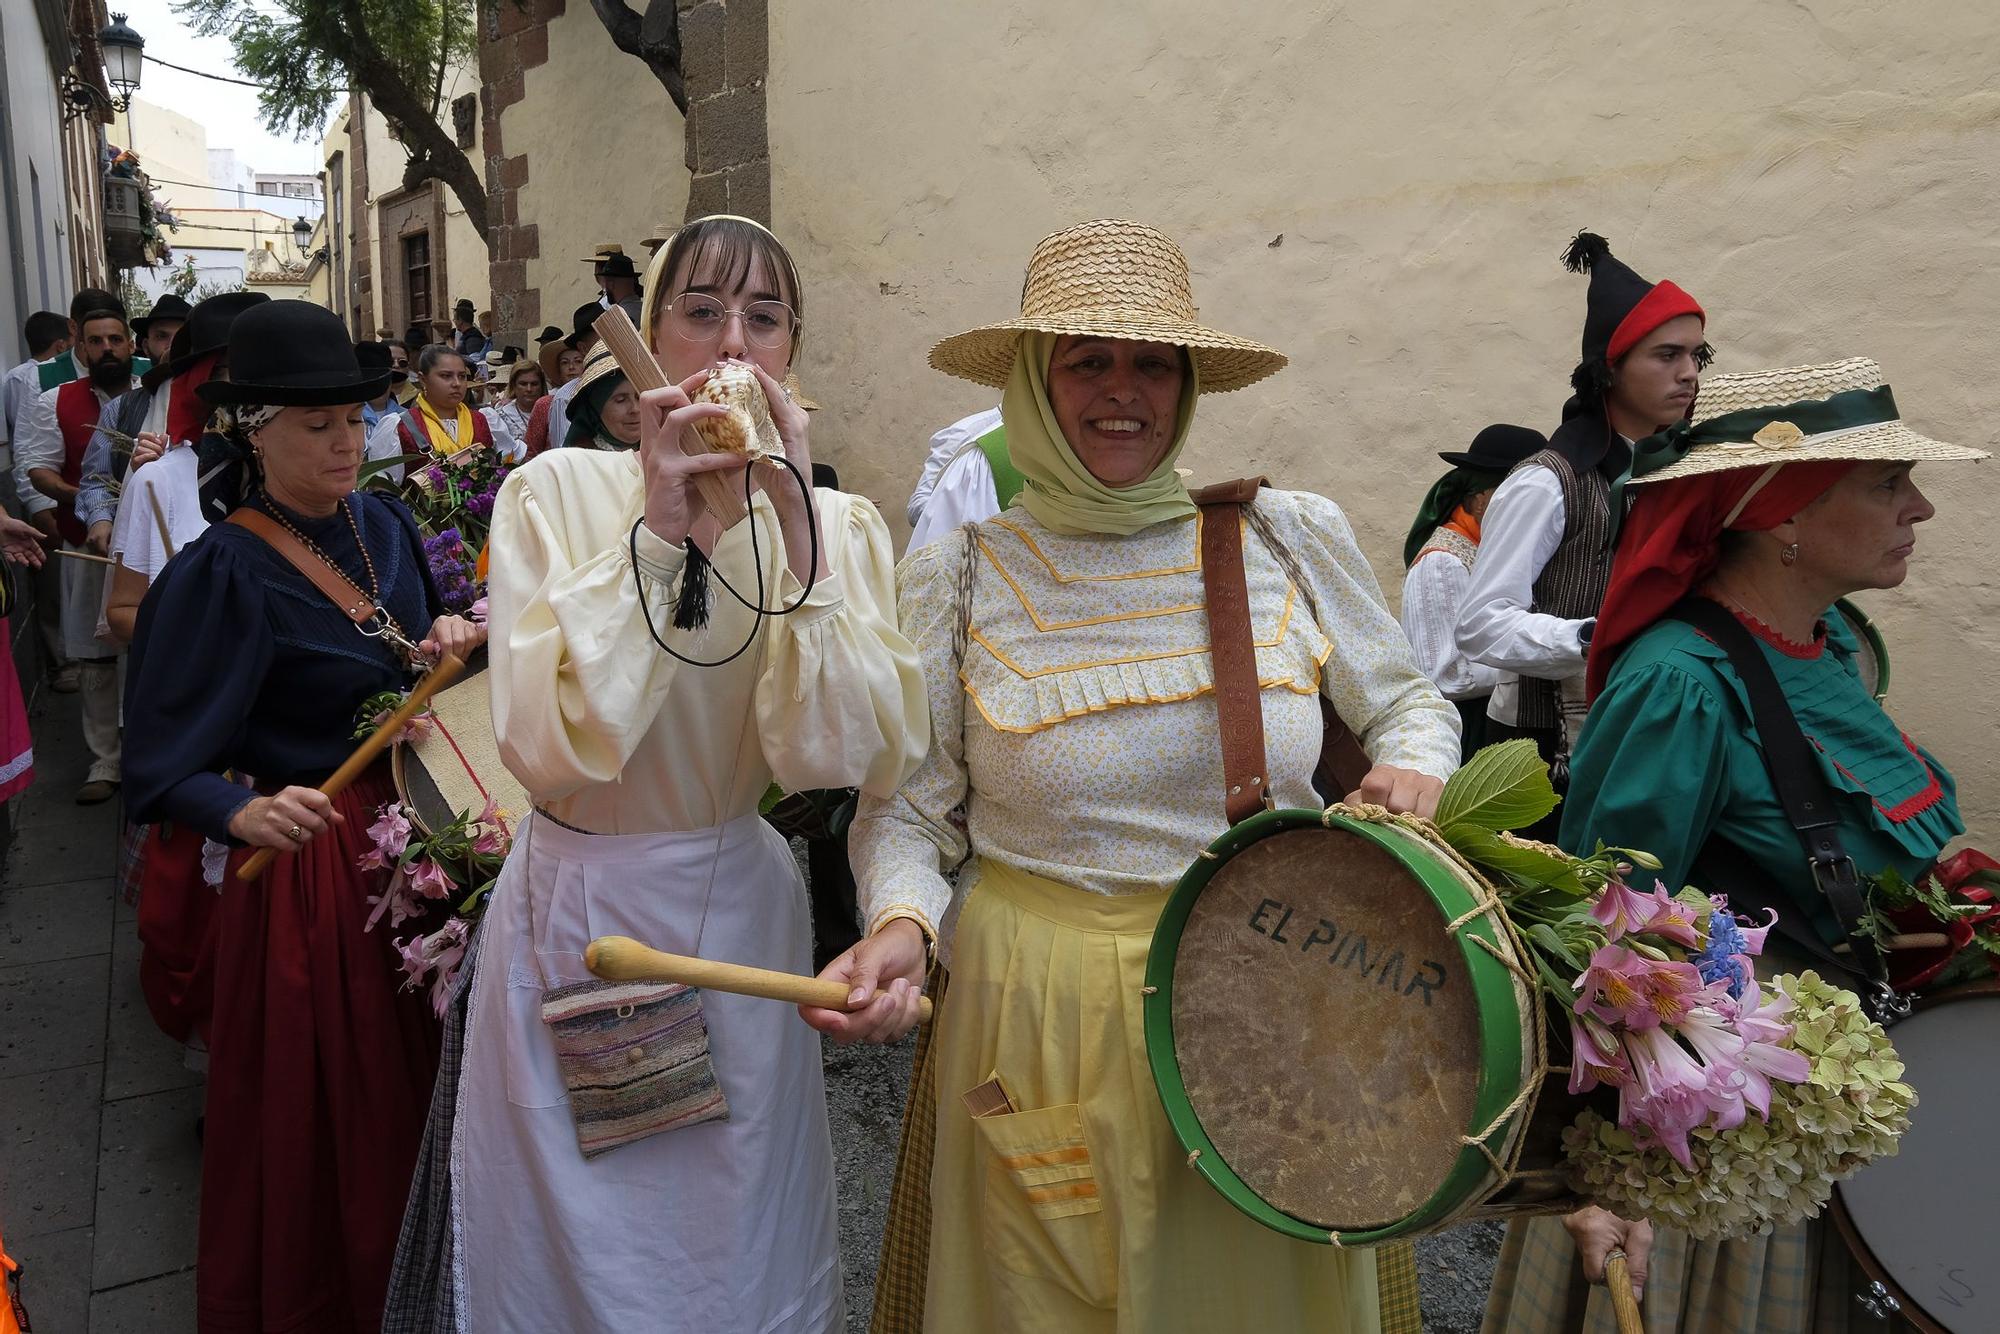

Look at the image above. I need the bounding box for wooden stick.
[54,547,115,566]
[1604,1251,1644,1334]
[586,935,934,1021]
[591,307,749,530]
[148,486,177,560]
[237,654,466,881]
[1833,932,1951,954]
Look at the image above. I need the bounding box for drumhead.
[1145,809,1537,1244]
[1834,597,1889,702]
[391,647,530,838]
[1834,990,1997,1332]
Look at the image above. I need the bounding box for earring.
[1780,542,1799,566]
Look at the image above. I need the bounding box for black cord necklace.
[631,451,823,668]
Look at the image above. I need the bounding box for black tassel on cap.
[672,542,713,630]
[1561,231,1610,274]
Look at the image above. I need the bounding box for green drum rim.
[1143,807,1532,1246]
[1833,596,1890,702]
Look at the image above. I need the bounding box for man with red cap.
[1456,231,1708,793]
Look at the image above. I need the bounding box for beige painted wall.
[498,9,688,340]
[128,97,210,209]
[768,1,2000,844]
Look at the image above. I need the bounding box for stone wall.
[678,0,768,222]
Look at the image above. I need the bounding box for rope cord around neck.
[629,450,822,668]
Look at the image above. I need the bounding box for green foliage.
[1432,739,1560,836]
[174,0,477,139]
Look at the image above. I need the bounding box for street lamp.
[292,216,314,254]
[99,13,145,113]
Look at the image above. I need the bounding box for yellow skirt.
[922,859,1384,1333]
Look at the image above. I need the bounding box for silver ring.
[286,824,306,843]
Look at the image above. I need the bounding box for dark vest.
[1511,446,1612,731]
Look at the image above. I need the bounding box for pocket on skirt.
[970,1099,1117,1309]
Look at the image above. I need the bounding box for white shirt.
[481,400,530,463]
[907,406,1001,526]
[1401,545,1504,701]
[13,377,137,517]
[102,445,208,640]
[1,358,42,446]
[1454,464,1590,726]
[907,438,1002,552]
[546,376,580,449]
[365,409,408,484]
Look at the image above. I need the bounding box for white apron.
[451,811,842,1334]
[59,545,115,660]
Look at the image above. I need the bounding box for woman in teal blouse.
[1484,357,1987,1334]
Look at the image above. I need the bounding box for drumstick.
[591,307,749,529]
[148,486,176,559]
[585,935,934,1021]
[54,547,115,566]
[1604,1250,1644,1334]
[237,654,466,881]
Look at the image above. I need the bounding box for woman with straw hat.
[389,215,927,1334]
[557,346,643,450]
[1485,357,1986,1333]
[823,219,1460,1333]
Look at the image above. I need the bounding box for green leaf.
[1528,921,1585,972]
[358,453,428,486]
[1433,739,1560,834]
[1441,823,1589,895]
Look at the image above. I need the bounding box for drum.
[1145,807,1575,1245]
[391,649,529,839]
[1834,596,1890,702]
[1832,985,2000,1332]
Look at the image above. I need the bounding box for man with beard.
[35,288,151,391]
[1456,231,1708,805]
[13,301,142,803]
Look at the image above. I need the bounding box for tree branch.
[589,0,687,115]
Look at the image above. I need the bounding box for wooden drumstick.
[590,307,749,530]
[1604,1250,1644,1334]
[54,547,115,566]
[585,935,934,1022]
[148,486,176,559]
[237,654,466,881]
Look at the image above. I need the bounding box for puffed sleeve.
[755,490,929,798]
[487,459,693,799]
[123,535,274,839]
[1267,491,1461,781]
[848,534,969,944]
[1558,659,1732,891]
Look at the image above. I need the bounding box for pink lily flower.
[1576,945,1704,1031]
[1735,907,1778,957]
[1618,1026,1715,1167]
[1673,998,1752,1131]
[366,804,413,861]
[1732,986,1811,1117]
[1591,879,1658,940]
[408,857,455,900]
[1568,1013,1633,1094]
[1632,886,1704,949]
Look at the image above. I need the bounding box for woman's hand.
[1563,1205,1651,1301]
[800,917,928,1045]
[638,369,752,548]
[1,513,47,567]
[130,431,168,470]
[228,786,344,850]
[421,614,486,664]
[745,361,812,481]
[1346,764,1446,820]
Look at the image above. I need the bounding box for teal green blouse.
[1558,606,1963,947]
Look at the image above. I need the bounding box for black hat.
[1561,231,1704,371]
[200,300,391,406]
[141,291,270,390]
[132,293,192,340]
[588,244,638,280]
[1437,423,1548,471]
[563,301,602,348]
[454,298,477,319]
[354,340,393,373]
[535,324,563,345]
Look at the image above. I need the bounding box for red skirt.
[197,767,442,1334]
[0,618,30,804]
[136,820,219,1045]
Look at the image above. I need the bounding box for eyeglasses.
[663,293,797,349]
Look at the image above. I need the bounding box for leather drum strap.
[1194,477,1271,825]
[226,508,380,625]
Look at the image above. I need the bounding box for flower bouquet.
[1431,741,1914,1240]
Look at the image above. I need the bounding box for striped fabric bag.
[540,978,729,1158]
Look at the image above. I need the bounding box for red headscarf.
[166,352,221,448]
[1586,459,1857,699]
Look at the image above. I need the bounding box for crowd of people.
[0,211,1984,1334]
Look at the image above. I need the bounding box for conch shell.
[691,362,781,458]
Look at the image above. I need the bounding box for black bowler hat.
[131,293,192,341]
[563,301,602,349]
[1437,423,1548,471]
[535,324,563,345]
[200,300,391,406]
[354,340,393,373]
[141,291,271,390]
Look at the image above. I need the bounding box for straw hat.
[929,219,1287,394]
[576,346,624,395]
[1634,357,1987,484]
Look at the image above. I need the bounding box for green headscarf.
[1402,466,1506,568]
[1000,331,1200,536]
[564,367,638,450]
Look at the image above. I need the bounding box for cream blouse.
[851,490,1462,942]
[488,448,928,835]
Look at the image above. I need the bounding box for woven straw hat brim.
[929,315,1287,394]
[1635,421,1986,483]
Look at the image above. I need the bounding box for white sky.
[112,0,338,179]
